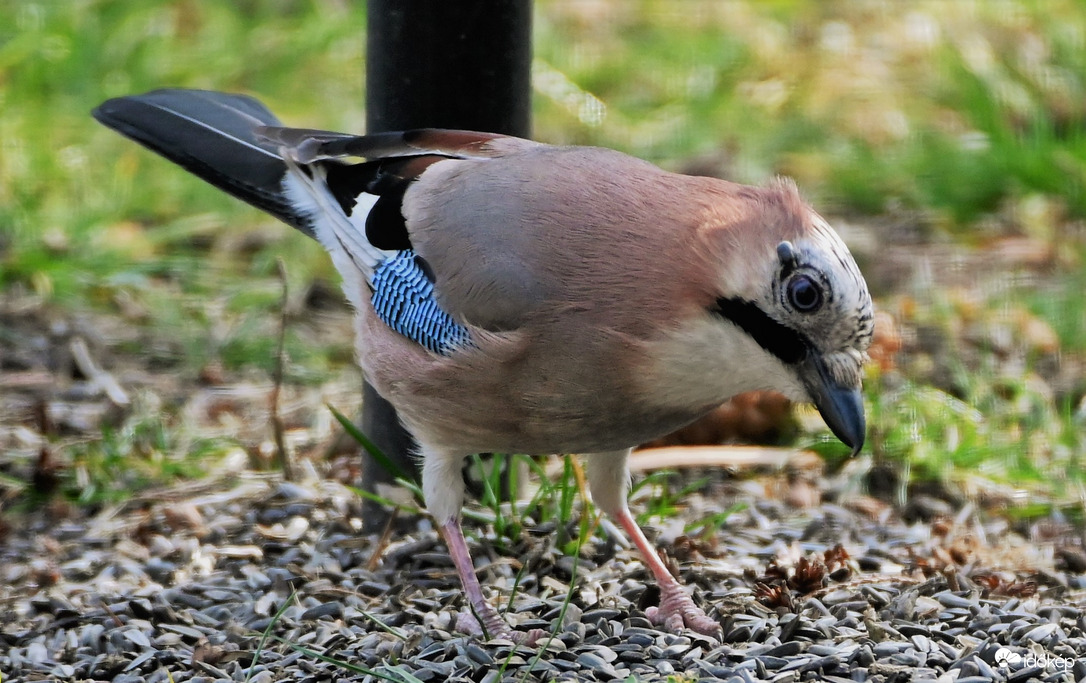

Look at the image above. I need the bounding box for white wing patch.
[280,162,393,311]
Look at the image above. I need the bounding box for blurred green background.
[1,0,1084,512]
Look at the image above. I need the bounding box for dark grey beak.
[801,356,866,455]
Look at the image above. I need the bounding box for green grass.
[1024,253,1086,353]
[0,0,358,303]
[861,372,1085,518]
[535,1,1086,225]
[40,401,239,507]
[2,0,1086,510]
[5,1,1085,293]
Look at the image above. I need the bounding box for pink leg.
[613,507,722,637]
[440,518,512,638]
[439,518,543,643]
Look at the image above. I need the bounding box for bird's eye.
[787,275,823,313]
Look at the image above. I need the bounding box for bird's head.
[701,180,873,455]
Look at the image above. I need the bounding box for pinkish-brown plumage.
[94,89,873,642]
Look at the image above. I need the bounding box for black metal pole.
[361,0,532,526]
[367,1,532,135]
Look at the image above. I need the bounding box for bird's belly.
[357,304,717,456]
[387,364,714,456]
[509,407,711,455]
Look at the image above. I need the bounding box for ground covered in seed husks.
[4,464,1086,683]
[3,225,1086,682]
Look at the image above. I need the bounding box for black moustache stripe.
[713,297,809,365]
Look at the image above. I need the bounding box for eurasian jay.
[94,89,873,640]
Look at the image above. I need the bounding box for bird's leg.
[439,517,515,639]
[586,450,721,638]
[439,518,546,644]
[424,450,541,643]
[611,505,721,636]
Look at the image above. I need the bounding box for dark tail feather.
[93,89,315,237]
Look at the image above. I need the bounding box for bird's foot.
[645,587,722,638]
[456,611,546,645]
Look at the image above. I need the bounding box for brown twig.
[271,258,294,481]
[99,598,124,627]
[32,399,60,496]
[366,507,400,572]
[69,336,129,406]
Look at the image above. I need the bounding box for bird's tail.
[93,88,481,353]
[92,88,316,238]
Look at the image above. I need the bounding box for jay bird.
[94,89,873,640]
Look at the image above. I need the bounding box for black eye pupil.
[788,276,822,312]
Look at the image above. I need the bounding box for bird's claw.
[645,589,722,638]
[456,611,545,645]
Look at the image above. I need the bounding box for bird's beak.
[800,355,866,455]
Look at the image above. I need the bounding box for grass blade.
[328,403,417,484]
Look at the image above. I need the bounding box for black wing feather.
[93,89,315,237]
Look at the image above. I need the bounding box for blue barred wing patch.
[370,250,472,354]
